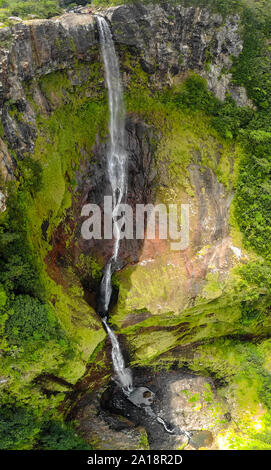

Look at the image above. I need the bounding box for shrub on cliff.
[5,295,56,345]
[0,0,63,23]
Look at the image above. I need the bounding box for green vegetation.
[162,26,271,262]
[0,63,107,449]
[0,406,91,450]
[138,430,150,450]
[110,0,271,449]
[0,0,63,24]
[123,61,242,194]
[123,11,271,261]
[25,67,107,258]
[189,338,271,450]
[1,0,271,451]
[0,1,92,25]
[5,295,56,345]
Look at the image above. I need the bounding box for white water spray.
[103,319,133,393]
[96,15,127,266]
[96,15,133,394]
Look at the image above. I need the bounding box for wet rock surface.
[73,368,228,450]
[76,115,156,266]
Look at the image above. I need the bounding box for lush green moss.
[24,69,107,259]
[124,70,242,197]
[188,338,271,449]
[137,430,150,450]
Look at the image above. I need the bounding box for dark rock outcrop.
[107,3,249,102]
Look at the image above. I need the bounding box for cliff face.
[0,14,97,166]
[0,3,250,173]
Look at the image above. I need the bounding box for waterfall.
[103,319,133,393]
[93,17,192,440]
[96,15,127,268]
[96,15,133,394]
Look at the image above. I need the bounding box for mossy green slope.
[0,63,107,449]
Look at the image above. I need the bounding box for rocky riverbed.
[70,367,229,450]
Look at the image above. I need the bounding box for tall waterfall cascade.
[96,15,133,394]
[95,16,191,440]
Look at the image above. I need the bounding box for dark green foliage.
[0,406,40,450]
[241,301,261,325]
[38,421,92,450]
[59,0,88,5]
[162,75,255,140]
[238,262,271,326]
[228,6,271,259]
[232,8,271,113]
[0,208,45,299]
[211,97,254,140]
[5,295,56,345]
[235,131,271,259]
[169,74,220,114]
[0,407,91,450]
[16,157,43,196]
[0,165,46,300]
